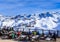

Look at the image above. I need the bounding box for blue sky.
[0,0,60,16]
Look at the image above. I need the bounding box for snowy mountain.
[0,12,60,31]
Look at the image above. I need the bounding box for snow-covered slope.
[0,12,60,30]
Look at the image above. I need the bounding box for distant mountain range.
[0,12,60,31]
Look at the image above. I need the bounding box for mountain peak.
[0,12,60,31]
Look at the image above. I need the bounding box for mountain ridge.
[0,12,60,31]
